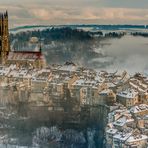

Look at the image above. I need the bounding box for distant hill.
[10,24,148,34]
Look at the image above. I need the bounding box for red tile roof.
[7,51,44,61]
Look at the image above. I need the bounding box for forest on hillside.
[10,27,125,67]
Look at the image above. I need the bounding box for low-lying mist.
[44,35,148,74]
[10,28,148,74]
[93,35,148,74]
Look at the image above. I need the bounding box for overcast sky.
[1,0,148,27]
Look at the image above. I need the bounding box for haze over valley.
[10,26,148,74]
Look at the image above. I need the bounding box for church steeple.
[39,41,42,53]
[39,33,42,53]
[5,10,8,18]
[0,11,10,64]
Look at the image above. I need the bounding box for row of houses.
[0,63,147,110]
[106,103,148,148]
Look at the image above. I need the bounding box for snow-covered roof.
[94,75,105,83]
[106,128,118,135]
[99,89,112,95]
[59,65,77,72]
[113,116,134,127]
[117,88,138,99]
[130,104,148,114]
[113,132,132,141]
[126,134,148,143]
[107,82,116,88]
[72,78,99,87]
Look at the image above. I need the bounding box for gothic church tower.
[0,11,10,64]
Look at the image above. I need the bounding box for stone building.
[117,88,139,107]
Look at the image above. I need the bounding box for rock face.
[0,103,108,147]
[32,126,105,148]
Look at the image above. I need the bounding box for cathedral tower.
[0,11,10,64]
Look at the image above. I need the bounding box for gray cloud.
[1,0,148,27]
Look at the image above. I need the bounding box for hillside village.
[0,11,147,147]
[0,61,147,147]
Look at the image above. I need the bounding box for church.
[0,11,46,69]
